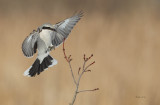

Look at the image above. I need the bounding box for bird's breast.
[39,30,52,47]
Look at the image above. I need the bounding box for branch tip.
[83,54,86,61]
[94,88,99,91]
[78,67,81,75]
[89,61,95,66]
[68,55,72,60]
[69,59,72,62]
[92,61,95,64]
[88,54,93,60]
[77,88,99,93]
[62,38,98,105]
[85,70,91,72]
[85,58,88,61]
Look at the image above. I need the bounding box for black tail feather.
[24,55,55,77]
[29,59,40,77]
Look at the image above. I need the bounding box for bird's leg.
[46,45,55,52]
[46,45,55,53]
[49,45,55,51]
[50,45,55,50]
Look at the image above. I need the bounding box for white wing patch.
[59,19,70,29]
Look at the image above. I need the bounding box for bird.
[22,11,83,77]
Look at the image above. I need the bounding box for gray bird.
[22,12,83,77]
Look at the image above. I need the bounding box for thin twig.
[84,61,95,71]
[63,39,77,85]
[77,88,99,93]
[68,62,77,85]
[78,67,81,75]
[63,40,99,105]
[70,61,86,105]
[76,60,86,87]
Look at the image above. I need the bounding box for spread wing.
[22,31,39,57]
[52,11,83,46]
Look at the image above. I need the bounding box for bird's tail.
[24,55,57,77]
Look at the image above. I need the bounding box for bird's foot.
[46,46,55,53]
[49,45,55,51]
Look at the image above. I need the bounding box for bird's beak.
[37,28,41,33]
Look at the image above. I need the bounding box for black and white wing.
[52,11,83,46]
[22,30,39,57]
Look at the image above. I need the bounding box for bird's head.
[37,23,55,32]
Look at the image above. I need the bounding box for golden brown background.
[0,0,160,105]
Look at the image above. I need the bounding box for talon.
[50,46,55,51]
[47,46,55,52]
[51,46,55,50]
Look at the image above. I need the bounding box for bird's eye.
[42,26,56,31]
[42,27,50,29]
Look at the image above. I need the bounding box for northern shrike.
[22,12,83,77]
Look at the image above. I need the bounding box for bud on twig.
[68,55,71,60]
[85,58,88,61]
[69,59,72,62]
[62,36,98,105]
[91,61,95,65]
[84,54,86,61]
[88,54,93,60]
[78,67,81,75]
[84,61,95,70]
[88,61,95,67]
[85,70,91,72]
[94,88,99,91]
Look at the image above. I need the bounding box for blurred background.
[0,0,160,105]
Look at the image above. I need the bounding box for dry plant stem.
[63,42,77,85]
[77,89,96,93]
[70,61,87,105]
[68,61,77,85]
[63,40,98,105]
[77,88,99,93]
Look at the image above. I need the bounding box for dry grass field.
[0,0,160,105]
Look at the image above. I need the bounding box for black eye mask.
[42,27,56,31]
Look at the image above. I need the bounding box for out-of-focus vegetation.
[0,0,160,105]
